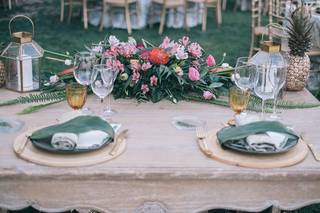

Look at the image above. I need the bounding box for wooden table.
[0,88,320,213]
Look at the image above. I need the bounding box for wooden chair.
[60,0,97,29]
[99,0,140,35]
[186,0,222,32]
[249,0,268,56]
[2,0,18,10]
[149,0,187,35]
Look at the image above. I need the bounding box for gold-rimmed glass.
[66,83,87,110]
[229,86,251,115]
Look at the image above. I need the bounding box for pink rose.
[150,75,158,86]
[141,84,150,94]
[206,55,216,67]
[141,62,152,71]
[179,36,190,46]
[188,67,200,81]
[187,42,202,58]
[203,91,215,100]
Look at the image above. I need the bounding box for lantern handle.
[261,23,288,44]
[9,15,35,37]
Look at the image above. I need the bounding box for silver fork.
[196,127,213,157]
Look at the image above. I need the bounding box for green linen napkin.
[216,121,299,151]
[30,116,115,145]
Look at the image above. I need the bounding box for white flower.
[108,35,120,47]
[128,37,137,46]
[64,59,72,66]
[221,63,230,68]
[49,75,59,84]
[91,45,103,53]
[175,45,188,60]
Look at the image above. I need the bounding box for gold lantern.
[0,15,44,92]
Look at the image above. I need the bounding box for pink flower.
[136,43,145,49]
[160,36,171,49]
[179,36,190,46]
[192,60,201,70]
[203,91,214,100]
[118,43,137,58]
[188,67,200,81]
[169,42,179,55]
[141,62,152,71]
[132,71,141,83]
[130,60,141,72]
[188,42,202,58]
[104,49,118,58]
[141,84,150,94]
[206,55,216,66]
[140,50,150,61]
[106,59,124,72]
[175,45,188,60]
[150,75,158,86]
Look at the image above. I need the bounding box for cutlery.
[16,131,32,155]
[196,127,213,157]
[301,134,320,162]
[109,129,128,156]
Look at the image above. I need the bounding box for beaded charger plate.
[13,127,126,167]
[202,130,309,169]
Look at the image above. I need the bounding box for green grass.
[0,2,320,213]
[0,0,251,74]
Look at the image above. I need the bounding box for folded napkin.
[217,121,299,152]
[30,116,115,151]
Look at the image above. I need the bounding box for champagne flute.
[234,57,257,91]
[73,52,96,113]
[254,65,275,118]
[91,64,117,118]
[268,63,287,119]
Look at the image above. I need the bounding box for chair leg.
[149,2,154,28]
[136,1,141,26]
[216,0,222,26]
[184,1,189,31]
[233,0,239,12]
[202,6,207,32]
[83,0,88,29]
[8,0,12,10]
[60,0,64,22]
[68,0,73,23]
[99,1,106,31]
[159,5,166,35]
[249,33,255,57]
[125,4,132,35]
[222,0,227,11]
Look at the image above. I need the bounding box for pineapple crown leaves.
[286,6,314,57]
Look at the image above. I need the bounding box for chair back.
[252,0,262,28]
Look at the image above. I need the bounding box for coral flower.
[149,48,170,65]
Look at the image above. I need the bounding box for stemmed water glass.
[90,64,118,118]
[254,65,275,118]
[234,57,257,91]
[73,51,96,113]
[268,63,287,119]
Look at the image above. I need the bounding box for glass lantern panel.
[1,42,20,59]
[20,43,42,58]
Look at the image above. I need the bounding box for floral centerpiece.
[74,35,232,103]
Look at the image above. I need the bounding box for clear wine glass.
[254,64,275,119]
[73,52,96,114]
[90,64,118,118]
[268,63,287,119]
[234,57,257,91]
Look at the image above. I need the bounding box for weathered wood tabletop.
[0,88,319,213]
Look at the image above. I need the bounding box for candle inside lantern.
[17,55,33,91]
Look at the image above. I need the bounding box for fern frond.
[0,91,66,106]
[17,100,64,115]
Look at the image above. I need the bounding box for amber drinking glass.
[66,83,87,110]
[229,86,251,114]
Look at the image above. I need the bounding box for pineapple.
[286,6,313,91]
[0,61,5,87]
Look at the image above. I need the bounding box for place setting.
[12,43,128,167]
[194,52,311,169]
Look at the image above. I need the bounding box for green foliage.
[18,100,64,115]
[286,6,313,57]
